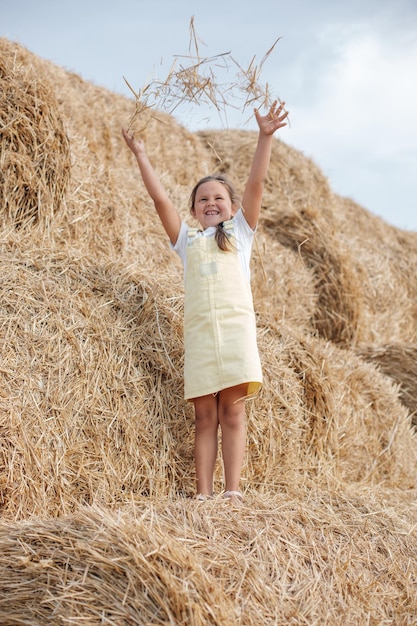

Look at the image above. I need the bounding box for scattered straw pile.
[1,37,417,624]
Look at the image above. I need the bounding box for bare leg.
[193,394,219,496]
[218,384,247,496]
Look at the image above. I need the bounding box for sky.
[2,0,417,231]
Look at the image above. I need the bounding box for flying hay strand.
[125,17,286,133]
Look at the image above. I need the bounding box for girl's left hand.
[122,127,146,156]
[254,101,289,135]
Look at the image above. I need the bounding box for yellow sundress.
[183,219,262,400]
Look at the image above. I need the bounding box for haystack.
[1,495,417,625]
[1,37,417,624]
[359,343,417,423]
[0,39,70,225]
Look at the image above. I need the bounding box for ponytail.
[215,222,234,252]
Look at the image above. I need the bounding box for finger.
[275,101,285,115]
[269,100,278,116]
[269,100,287,119]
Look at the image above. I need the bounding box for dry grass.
[359,343,417,424]
[0,39,70,226]
[1,36,417,624]
[0,493,416,625]
[125,17,287,133]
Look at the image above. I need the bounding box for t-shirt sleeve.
[234,207,257,236]
[233,209,256,281]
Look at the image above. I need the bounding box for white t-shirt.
[172,209,256,282]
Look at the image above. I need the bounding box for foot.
[195,493,213,502]
[223,490,243,505]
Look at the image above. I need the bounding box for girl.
[122,101,288,503]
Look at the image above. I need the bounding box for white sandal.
[195,494,213,502]
[223,490,243,502]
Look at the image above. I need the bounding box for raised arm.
[122,128,181,245]
[241,101,288,230]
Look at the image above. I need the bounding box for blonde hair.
[189,174,240,251]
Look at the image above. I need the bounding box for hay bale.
[0,497,416,625]
[1,243,415,519]
[0,248,196,518]
[250,328,417,491]
[359,344,417,423]
[332,197,417,345]
[0,39,70,226]
[0,505,235,624]
[264,205,365,345]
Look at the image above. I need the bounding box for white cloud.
[276,22,417,229]
[284,24,417,160]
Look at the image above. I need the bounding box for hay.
[0,505,234,624]
[260,204,363,345]
[1,245,415,519]
[125,17,286,133]
[328,197,417,345]
[251,329,417,490]
[1,37,417,625]
[0,495,416,625]
[359,343,417,424]
[0,38,71,226]
[0,248,193,517]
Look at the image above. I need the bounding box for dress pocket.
[199,261,218,276]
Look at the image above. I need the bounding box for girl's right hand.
[254,101,288,136]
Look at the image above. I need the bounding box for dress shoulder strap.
[187,227,200,246]
[222,218,235,236]
[187,219,235,246]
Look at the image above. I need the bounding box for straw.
[0,40,70,226]
[124,17,287,133]
[1,34,417,625]
[0,494,416,624]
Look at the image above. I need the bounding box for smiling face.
[191,180,237,230]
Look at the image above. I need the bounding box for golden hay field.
[1,37,417,624]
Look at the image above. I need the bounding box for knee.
[219,403,245,430]
[194,405,218,431]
